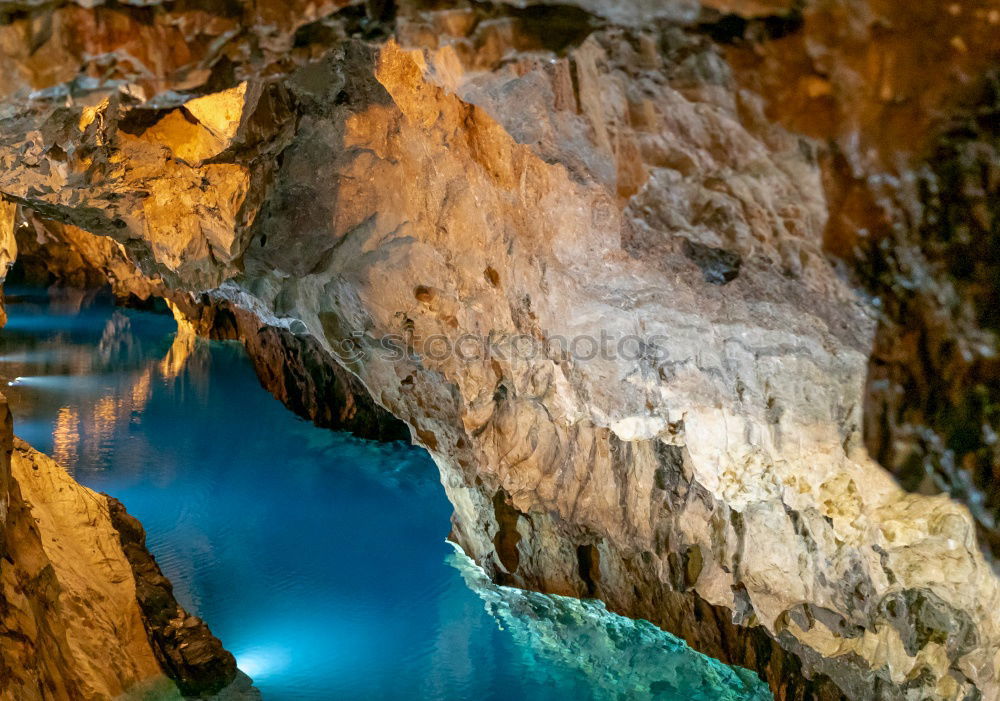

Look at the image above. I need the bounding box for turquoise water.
[0,285,770,701]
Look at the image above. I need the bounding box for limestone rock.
[0,2,997,700]
[0,395,163,699]
[106,496,239,697]
[0,377,246,699]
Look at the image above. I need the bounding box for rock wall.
[719,0,1000,563]
[0,2,998,700]
[859,77,1000,561]
[0,395,160,699]
[13,213,409,441]
[0,395,244,699]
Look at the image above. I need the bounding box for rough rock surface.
[0,400,248,701]
[859,77,1000,561]
[719,0,1000,562]
[0,397,165,699]
[106,496,241,698]
[0,393,247,699]
[0,2,998,700]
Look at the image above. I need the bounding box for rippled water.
[0,285,771,701]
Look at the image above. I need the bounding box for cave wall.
[860,77,1000,561]
[719,0,1000,564]
[0,1,998,700]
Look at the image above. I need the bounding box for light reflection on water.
[0,285,771,701]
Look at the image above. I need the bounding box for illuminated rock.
[0,396,247,699]
[0,2,996,700]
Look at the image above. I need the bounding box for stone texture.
[0,395,166,699]
[0,393,248,700]
[860,75,1000,561]
[719,1,1000,561]
[0,2,998,700]
[106,496,239,697]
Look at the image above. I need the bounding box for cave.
[0,2,998,701]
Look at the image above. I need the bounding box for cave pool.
[0,284,771,701]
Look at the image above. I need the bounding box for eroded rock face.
[860,75,1000,561]
[719,0,1000,562]
[106,496,242,698]
[0,395,243,699]
[0,2,998,700]
[0,397,161,699]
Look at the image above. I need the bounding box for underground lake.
[0,284,771,701]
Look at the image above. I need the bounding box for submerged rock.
[448,545,771,701]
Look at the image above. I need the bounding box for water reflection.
[2,308,170,476]
[0,350,67,363]
[0,284,771,701]
[52,405,80,475]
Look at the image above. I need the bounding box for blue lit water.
[0,285,771,701]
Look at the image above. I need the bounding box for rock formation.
[447,544,772,700]
[13,216,410,440]
[0,1,998,700]
[0,395,162,699]
[0,395,247,699]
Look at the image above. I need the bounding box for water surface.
[0,285,770,701]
